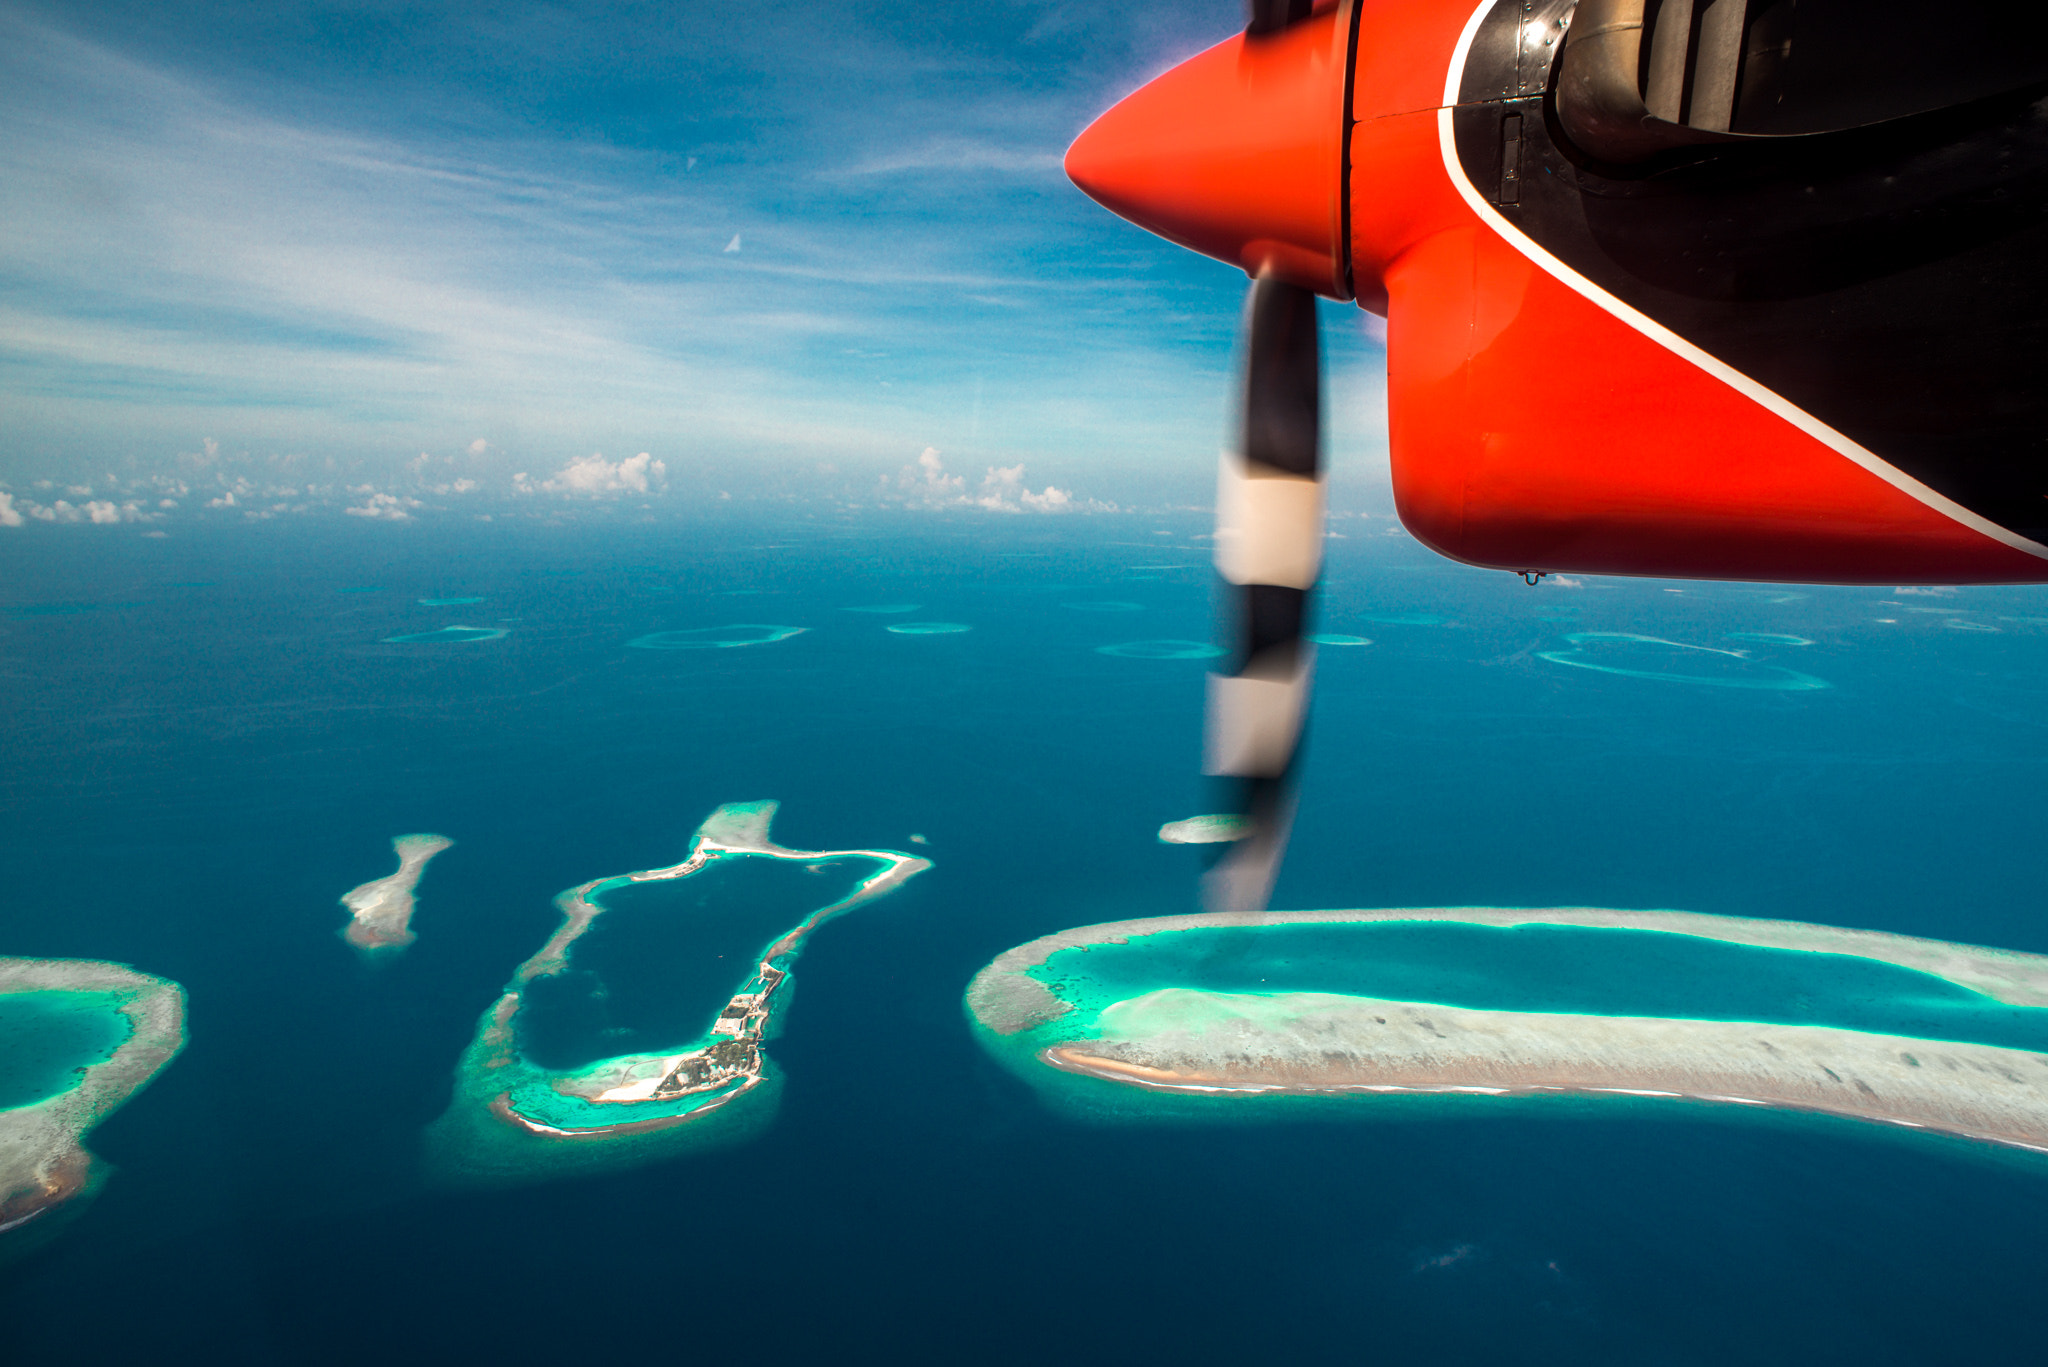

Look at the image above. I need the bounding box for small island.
[1157,814,1248,845]
[1,958,185,1251]
[967,907,2048,1155]
[339,834,453,954]
[427,800,928,1186]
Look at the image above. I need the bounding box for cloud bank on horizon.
[0,0,1392,526]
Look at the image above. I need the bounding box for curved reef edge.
[426,800,928,1187]
[0,959,185,1249]
[965,908,2048,1156]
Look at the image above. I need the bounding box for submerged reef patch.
[885,622,972,635]
[426,801,927,1187]
[382,625,508,644]
[965,908,2048,1154]
[1062,601,1145,613]
[627,625,807,649]
[0,960,184,1256]
[416,597,485,607]
[1306,633,1372,646]
[1096,640,1225,660]
[1538,633,1829,690]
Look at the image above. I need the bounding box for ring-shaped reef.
[966,908,2048,1155]
[1,960,185,1256]
[426,801,928,1188]
[627,625,807,649]
[1307,634,1373,646]
[885,622,972,635]
[1537,632,1829,690]
[1725,632,1813,646]
[1095,640,1225,660]
[382,625,509,645]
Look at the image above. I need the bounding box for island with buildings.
[340,834,453,954]
[0,958,185,1254]
[967,907,2048,1155]
[427,800,928,1185]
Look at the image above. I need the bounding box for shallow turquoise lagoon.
[1026,922,2048,1051]
[0,990,132,1110]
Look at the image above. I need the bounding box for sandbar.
[966,907,2048,1154]
[0,959,184,1248]
[340,833,453,953]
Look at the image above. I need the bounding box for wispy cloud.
[0,0,1390,517]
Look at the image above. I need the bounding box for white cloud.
[344,491,420,520]
[83,499,121,523]
[888,447,1108,513]
[523,451,667,496]
[467,438,489,455]
[724,234,742,253]
[0,493,21,527]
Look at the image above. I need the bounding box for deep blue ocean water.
[4,514,2048,1364]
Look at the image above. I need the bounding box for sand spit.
[340,834,453,953]
[0,959,185,1246]
[1044,989,2048,1152]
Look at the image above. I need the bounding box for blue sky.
[0,0,1389,525]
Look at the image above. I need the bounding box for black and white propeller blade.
[1203,275,1325,914]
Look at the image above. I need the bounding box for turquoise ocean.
[3,514,2047,1363]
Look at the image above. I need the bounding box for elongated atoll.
[1,959,185,1251]
[427,801,928,1186]
[966,907,2048,1154]
[340,834,453,953]
[1157,814,1249,845]
[383,625,508,644]
[627,625,806,649]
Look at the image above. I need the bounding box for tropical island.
[0,958,185,1251]
[340,834,453,953]
[967,907,2048,1154]
[427,800,928,1185]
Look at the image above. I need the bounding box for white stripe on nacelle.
[1215,453,1325,589]
[1204,652,1315,778]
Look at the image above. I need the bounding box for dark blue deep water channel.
[4,517,2048,1365]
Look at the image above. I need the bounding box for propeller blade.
[1203,276,1325,914]
[1245,0,1315,37]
